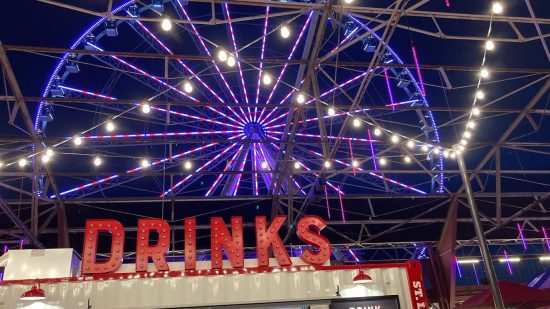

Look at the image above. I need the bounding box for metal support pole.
[456,152,504,309]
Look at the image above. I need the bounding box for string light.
[18,158,28,167]
[45,149,54,157]
[460,139,468,146]
[217,49,228,62]
[352,160,359,167]
[403,156,411,163]
[0,161,3,168]
[294,161,301,169]
[183,80,193,94]
[344,0,354,3]
[390,134,399,144]
[41,154,51,164]
[161,17,172,31]
[433,147,440,155]
[472,107,481,116]
[262,73,272,85]
[73,135,83,146]
[93,156,102,167]
[141,159,150,168]
[443,150,450,158]
[407,140,415,149]
[485,39,495,51]
[421,144,430,152]
[352,118,361,127]
[450,152,456,159]
[327,107,336,116]
[373,128,382,136]
[492,2,503,14]
[106,120,115,132]
[296,93,306,104]
[141,103,151,114]
[261,161,268,169]
[467,121,476,129]
[480,68,490,78]
[464,131,472,139]
[227,55,236,67]
[280,25,290,38]
[324,160,331,168]
[476,90,485,99]
[184,160,192,170]
[379,157,387,166]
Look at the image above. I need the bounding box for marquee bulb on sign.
[280,25,290,38]
[161,17,172,31]
[217,49,228,62]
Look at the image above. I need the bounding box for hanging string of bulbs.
[0,2,504,173]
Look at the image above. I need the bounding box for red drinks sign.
[81,215,331,275]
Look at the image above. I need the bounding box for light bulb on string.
[280,25,290,38]
[480,68,490,78]
[407,140,415,149]
[352,160,359,167]
[391,134,400,144]
[93,156,102,167]
[161,17,172,31]
[296,93,306,104]
[458,145,466,151]
[106,120,115,132]
[73,135,83,146]
[373,128,382,136]
[0,161,3,168]
[294,161,301,169]
[433,147,440,155]
[327,107,336,117]
[485,39,495,51]
[262,73,272,85]
[352,118,361,128]
[261,161,268,169]
[403,156,411,163]
[183,80,193,93]
[344,0,354,3]
[492,2,503,14]
[421,144,430,152]
[184,160,193,170]
[476,90,485,100]
[18,158,28,167]
[324,160,331,168]
[464,131,472,139]
[141,159,150,168]
[217,49,228,62]
[141,103,151,114]
[227,56,236,67]
[467,121,477,129]
[443,150,450,158]
[472,107,481,116]
[45,148,54,157]
[450,152,457,159]
[460,139,468,146]
[379,157,387,166]
[41,154,51,164]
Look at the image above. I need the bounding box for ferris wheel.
[35,0,444,201]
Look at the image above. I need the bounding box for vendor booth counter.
[0,250,427,309]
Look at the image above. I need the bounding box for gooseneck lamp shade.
[20,285,45,301]
[352,270,373,284]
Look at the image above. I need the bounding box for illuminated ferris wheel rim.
[37,0,444,199]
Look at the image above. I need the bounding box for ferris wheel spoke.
[150,106,243,129]
[173,1,248,124]
[224,4,250,107]
[51,142,220,198]
[254,6,270,122]
[161,140,241,197]
[81,130,242,140]
[224,144,250,196]
[256,11,314,123]
[205,145,244,197]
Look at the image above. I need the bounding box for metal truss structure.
[0,1,549,301]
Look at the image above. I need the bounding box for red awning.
[458,280,550,309]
